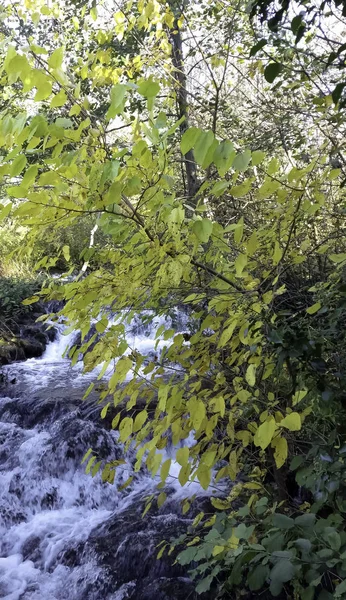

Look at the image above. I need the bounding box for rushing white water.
[0,311,213,600]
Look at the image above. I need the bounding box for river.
[0,313,212,600]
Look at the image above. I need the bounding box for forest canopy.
[1,0,346,597]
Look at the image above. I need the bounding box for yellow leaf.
[209,395,225,417]
[176,446,189,467]
[280,412,301,431]
[157,492,167,508]
[245,364,256,387]
[218,320,237,347]
[235,253,247,277]
[197,463,211,490]
[247,231,258,256]
[160,459,171,483]
[212,545,225,556]
[188,396,206,429]
[272,241,283,265]
[253,417,277,450]
[48,47,64,69]
[271,436,288,469]
[234,217,244,244]
[235,430,251,447]
[229,450,237,480]
[306,302,321,315]
[133,409,148,432]
[178,463,191,486]
[292,389,308,406]
[119,416,133,442]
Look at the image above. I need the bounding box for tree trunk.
[169,22,199,204]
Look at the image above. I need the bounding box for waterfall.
[0,310,214,600]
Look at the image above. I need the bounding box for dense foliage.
[1,0,346,597]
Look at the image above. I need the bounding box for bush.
[0,276,43,328]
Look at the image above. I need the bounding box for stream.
[0,313,212,600]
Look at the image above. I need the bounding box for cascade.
[0,311,214,600]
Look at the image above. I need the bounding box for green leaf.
[196,575,213,594]
[177,547,198,566]
[192,218,213,243]
[233,149,251,171]
[335,578,346,596]
[272,241,282,265]
[264,63,283,83]
[211,180,229,196]
[250,39,267,56]
[294,513,316,527]
[252,150,266,167]
[194,130,215,168]
[100,160,120,188]
[248,564,269,591]
[34,80,52,101]
[290,455,304,471]
[11,155,27,177]
[62,245,70,262]
[329,253,346,264]
[235,253,247,277]
[0,202,12,220]
[106,84,127,119]
[91,460,102,477]
[269,559,295,595]
[230,179,252,197]
[180,127,201,155]
[306,302,321,315]
[138,78,160,98]
[22,165,38,187]
[300,588,315,600]
[325,530,341,551]
[48,47,64,69]
[213,140,236,176]
[50,89,67,108]
[272,513,295,529]
[291,15,303,34]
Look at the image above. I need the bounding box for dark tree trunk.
[169,23,199,204]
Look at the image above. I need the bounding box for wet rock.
[41,487,58,510]
[85,499,200,597]
[22,535,41,562]
[134,576,199,600]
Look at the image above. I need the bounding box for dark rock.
[85,499,197,593]
[134,576,199,600]
[22,535,41,562]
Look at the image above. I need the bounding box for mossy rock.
[0,340,25,364]
[0,335,45,364]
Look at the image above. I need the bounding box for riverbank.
[0,276,55,366]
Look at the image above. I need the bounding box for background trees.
[1,0,346,597]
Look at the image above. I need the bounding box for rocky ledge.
[0,313,56,366]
